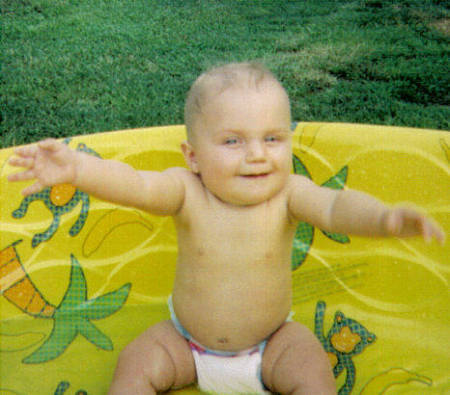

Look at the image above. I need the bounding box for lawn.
[1,0,449,148]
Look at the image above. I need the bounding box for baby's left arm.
[287,175,445,244]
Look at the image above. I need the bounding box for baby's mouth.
[241,173,270,179]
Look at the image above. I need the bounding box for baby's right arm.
[8,139,185,215]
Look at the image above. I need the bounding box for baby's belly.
[172,263,292,351]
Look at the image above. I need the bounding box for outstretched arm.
[8,139,185,215]
[287,175,445,244]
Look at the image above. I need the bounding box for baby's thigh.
[114,320,196,390]
[261,321,335,394]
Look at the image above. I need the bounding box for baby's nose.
[246,140,266,162]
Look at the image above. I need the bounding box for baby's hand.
[8,139,78,196]
[384,207,445,245]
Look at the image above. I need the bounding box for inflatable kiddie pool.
[0,122,448,395]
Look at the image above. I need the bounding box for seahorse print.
[314,301,376,395]
[11,141,101,247]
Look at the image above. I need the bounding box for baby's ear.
[181,141,199,174]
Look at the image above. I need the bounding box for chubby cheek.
[203,148,241,174]
[196,151,235,187]
[275,146,293,173]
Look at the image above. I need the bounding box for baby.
[8,63,444,395]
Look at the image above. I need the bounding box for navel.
[265,251,273,260]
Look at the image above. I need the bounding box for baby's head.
[184,62,291,143]
[182,63,293,206]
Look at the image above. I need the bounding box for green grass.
[1,0,449,148]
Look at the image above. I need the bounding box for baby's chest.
[178,189,295,253]
[188,211,294,257]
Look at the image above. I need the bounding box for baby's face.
[185,81,292,206]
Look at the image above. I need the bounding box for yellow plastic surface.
[0,123,448,395]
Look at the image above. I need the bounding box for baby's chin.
[212,186,285,207]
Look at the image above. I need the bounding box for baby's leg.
[262,321,336,395]
[108,320,196,395]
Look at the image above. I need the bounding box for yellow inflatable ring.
[0,123,448,394]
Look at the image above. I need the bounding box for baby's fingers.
[38,138,61,152]
[8,169,36,183]
[8,156,34,169]
[22,181,44,196]
[14,144,38,158]
[422,218,445,245]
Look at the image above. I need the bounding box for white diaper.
[168,296,270,394]
[190,342,270,394]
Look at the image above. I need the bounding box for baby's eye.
[265,135,278,142]
[225,137,239,145]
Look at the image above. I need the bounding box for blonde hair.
[184,62,288,141]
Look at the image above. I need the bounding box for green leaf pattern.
[291,154,350,270]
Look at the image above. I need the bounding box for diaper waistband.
[168,295,266,358]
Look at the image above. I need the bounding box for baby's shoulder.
[286,173,317,192]
[165,167,198,183]
[164,167,209,219]
[165,167,204,195]
[164,166,190,177]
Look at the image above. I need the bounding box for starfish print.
[24,254,130,363]
[291,154,350,270]
[0,241,131,364]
